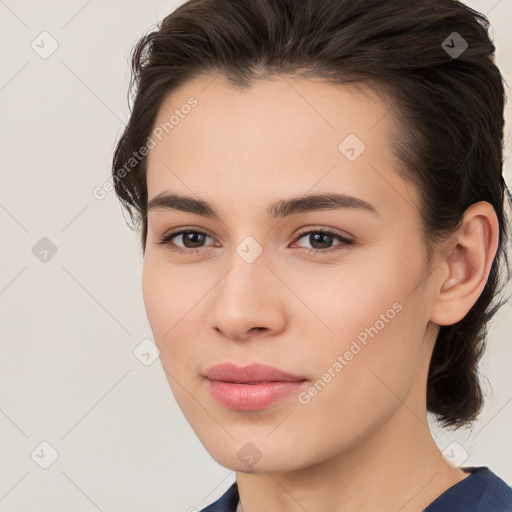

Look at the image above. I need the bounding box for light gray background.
[0,1,511,511]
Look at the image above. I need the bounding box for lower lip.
[205,379,307,411]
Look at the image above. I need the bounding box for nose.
[210,250,287,342]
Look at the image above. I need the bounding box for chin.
[211,452,300,474]
[199,435,315,474]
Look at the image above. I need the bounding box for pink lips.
[203,363,308,411]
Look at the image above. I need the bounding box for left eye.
[157,229,354,256]
[292,229,354,254]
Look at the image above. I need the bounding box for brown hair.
[112,0,511,428]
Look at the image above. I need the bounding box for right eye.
[157,229,216,254]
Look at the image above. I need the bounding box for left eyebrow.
[147,192,380,220]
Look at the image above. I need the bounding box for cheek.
[285,250,410,345]
[291,302,423,457]
[292,245,426,402]
[142,256,169,336]
[141,255,207,375]
[310,298,419,400]
[142,255,194,336]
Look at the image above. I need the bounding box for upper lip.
[204,363,307,383]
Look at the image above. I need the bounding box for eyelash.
[156,227,354,257]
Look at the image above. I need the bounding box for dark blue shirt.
[199,467,512,511]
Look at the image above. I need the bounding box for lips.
[203,362,307,383]
[203,363,308,411]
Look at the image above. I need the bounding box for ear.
[430,201,500,326]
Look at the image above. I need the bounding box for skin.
[141,74,499,512]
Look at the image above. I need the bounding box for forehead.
[145,75,418,221]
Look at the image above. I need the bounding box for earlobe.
[430,201,499,326]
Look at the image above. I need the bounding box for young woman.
[112,0,512,510]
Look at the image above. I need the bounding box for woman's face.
[142,75,438,473]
